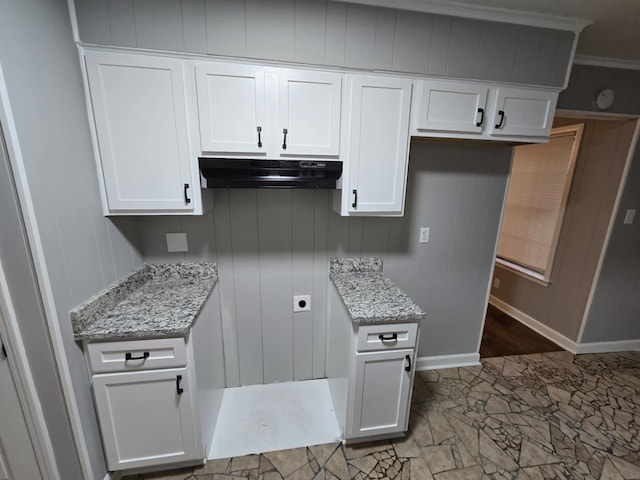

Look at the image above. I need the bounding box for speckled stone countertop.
[70,263,218,342]
[329,258,425,324]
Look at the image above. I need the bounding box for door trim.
[0,221,58,479]
[0,64,84,479]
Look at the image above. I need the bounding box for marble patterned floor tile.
[125,351,640,480]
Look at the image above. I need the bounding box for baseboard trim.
[489,296,579,354]
[576,339,640,354]
[415,353,480,371]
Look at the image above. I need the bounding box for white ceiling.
[451,0,640,64]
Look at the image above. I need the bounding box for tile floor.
[126,351,640,480]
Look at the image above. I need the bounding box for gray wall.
[0,123,79,479]
[140,142,511,386]
[74,0,574,88]
[491,118,636,341]
[0,0,143,478]
[558,64,640,115]
[581,139,640,343]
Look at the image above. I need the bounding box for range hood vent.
[199,158,342,189]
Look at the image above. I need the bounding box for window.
[496,124,584,284]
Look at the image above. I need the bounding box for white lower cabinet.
[327,282,419,442]
[86,335,212,473]
[347,349,414,439]
[92,367,199,471]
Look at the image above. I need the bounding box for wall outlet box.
[624,209,636,225]
[166,233,188,252]
[419,227,430,243]
[293,295,311,312]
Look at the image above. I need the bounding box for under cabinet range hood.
[199,158,342,188]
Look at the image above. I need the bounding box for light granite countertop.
[70,263,218,342]
[329,258,425,324]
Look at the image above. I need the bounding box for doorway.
[484,116,638,357]
[0,303,44,480]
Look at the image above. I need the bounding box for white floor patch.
[208,379,341,459]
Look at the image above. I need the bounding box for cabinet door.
[490,87,557,138]
[195,62,267,155]
[415,80,488,134]
[85,51,194,213]
[348,76,412,215]
[348,349,414,440]
[278,70,341,156]
[92,368,199,471]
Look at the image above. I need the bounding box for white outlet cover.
[624,209,636,225]
[294,295,311,312]
[419,227,430,243]
[166,233,188,252]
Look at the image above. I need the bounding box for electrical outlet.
[293,295,311,312]
[624,209,636,225]
[493,278,500,289]
[166,233,188,252]
[419,227,430,243]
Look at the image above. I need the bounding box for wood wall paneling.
[133,0,185,52]
[140,143,510,384]
[73,0,573,88]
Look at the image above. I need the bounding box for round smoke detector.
[594,89,615,110]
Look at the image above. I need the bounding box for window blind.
[497,125,583,279]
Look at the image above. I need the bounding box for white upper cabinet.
[411,79,559,143]
[414,81,489,134]
[195,62,342,159]
[489,87,557,138]
[278,70,341,156]
[195,62,267,155]
[334,75,412,216]
[85,50,199,215]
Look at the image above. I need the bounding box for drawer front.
[356,323,418,352]
[87,338,187,373]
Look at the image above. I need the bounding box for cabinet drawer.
[356,323,417,352]
[87,338,187,374]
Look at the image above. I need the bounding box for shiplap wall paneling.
[399,144,512,357]
[228,190,264,386]
[211,191,241,387]
[292,190,315,381]
[258,189,294,384]
[133,0,184,52]
[311,191,331,379]
[139,147,511,384]
[74,0,575,88]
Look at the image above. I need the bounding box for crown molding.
[573,54,640,72]
[334,0,592,32]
